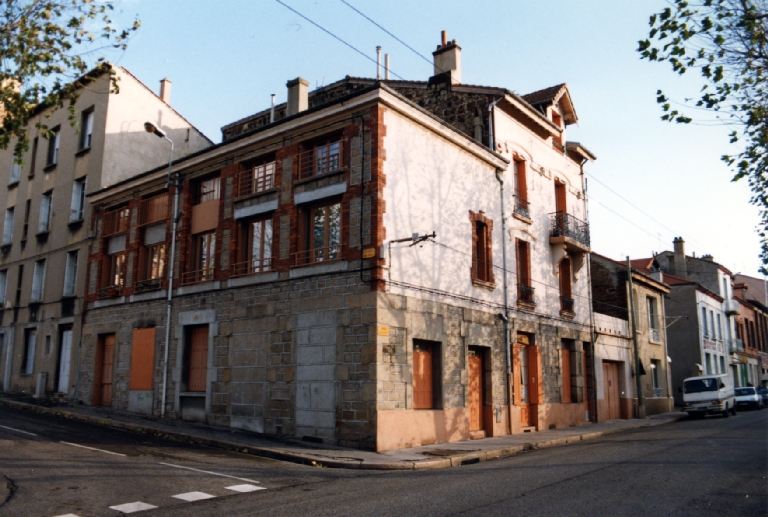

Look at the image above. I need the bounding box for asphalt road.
[1,405,766,517]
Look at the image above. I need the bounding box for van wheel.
[730,405,737,416]
[722,403,729,418]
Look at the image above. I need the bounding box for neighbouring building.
[0,66,211,398]
[733,274,768,385]
[589,253,673,420]
[79,34,597,451]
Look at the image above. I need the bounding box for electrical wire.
[274,0,405,80]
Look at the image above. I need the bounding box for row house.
[732,274,768,385]
[0,67,210,397]
[732,282,766,386]
[79,35,597,451]
[589,253,673,420]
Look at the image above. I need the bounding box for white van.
[682,374,736,418]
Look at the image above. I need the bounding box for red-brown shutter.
[129,328,156,391]
[562,346,571,403]
[413,347,433,409]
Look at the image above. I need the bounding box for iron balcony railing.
[549,211,590,248]
[180,267,215,286]
[518,283,535,304]
[98,285,122,299]
[135,277,162,293]
[728,337,745,354]
[513,191,530,219]
[102,207,130,237]
[235,161,276,198]
[293,244,341,266]
[649,327,662,343]
[297,140,346,181]
[560,296,574,313]
[138,193,169,227]
[231,257,274,277]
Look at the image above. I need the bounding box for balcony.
[98,285,122,299]
[517,284,535,309]
[549,211,590,253]
[102,207,130,237]
[181,267,215,286]
[728,337,745,354]
[135,278,162,293]
[513,192,531,221]
[293,244,341,266]
[297,140,346,181]
[231,257,274,277]
[649,327,662,343]
[235,162,276,199]
[723,299,739,316]
[138,193,169,227]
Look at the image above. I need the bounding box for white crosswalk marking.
[172,491,216,502]
[108,501,158,513]
[226,484,266,493]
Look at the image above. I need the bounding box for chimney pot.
[441,30,447,46]
[286,77,309,116]
[160,78,172,104]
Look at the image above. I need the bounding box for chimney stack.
[673,237,687,278]
[160,78,172,104]
[376,46,382,80]
[286,77,309,116]
[432,30,462,83]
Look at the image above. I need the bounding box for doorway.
[603,361,621,420]
[467,347,484,434]
[515,343,540,428]
[93,334,115,406]
[55,327,73,394]
[186,326,209,392]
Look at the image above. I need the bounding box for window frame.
[22,329,36,375]
[297,200,341,265]
[470,210,495,287]
[193,175,220,205]
[79,108,94,151]
[46,127,61,167]
[38,191,52,233]
[2,207,14,245]
[0,269,7,305]
[63,251,78,297]
[515,238,534,306]
[70,177,86,222]
[31,259,46,302]
[141,241,167,282]
[235,216,273,275]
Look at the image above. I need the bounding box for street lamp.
[145,121,177,418]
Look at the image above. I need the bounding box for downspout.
[495,168,512,434]
[161,145,178,418]
[582,164,598,422]
[356,114,367,284]
[488,97,503,150]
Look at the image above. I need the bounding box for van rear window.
[684,379,718,393]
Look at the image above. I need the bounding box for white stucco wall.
[594,313,634,400]
[101,67,212,188]
[696,290,727,374]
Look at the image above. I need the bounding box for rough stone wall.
[590,255,628,321]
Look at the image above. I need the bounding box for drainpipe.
[582,163,598,422]
[495,168,512,434]
[161,150,179,418]
[488,97,503,150]
[627,257,646,419]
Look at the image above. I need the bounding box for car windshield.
[684,379,719,393]
[735,388,754,396]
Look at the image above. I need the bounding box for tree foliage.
[638,0,768,273]
[0,0,139,159]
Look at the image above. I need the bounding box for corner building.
[81,38,596,451]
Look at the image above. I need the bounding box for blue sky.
[107,0,760,277]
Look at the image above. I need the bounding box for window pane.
[149,243,166,279]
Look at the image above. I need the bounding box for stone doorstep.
[0,398,685,472]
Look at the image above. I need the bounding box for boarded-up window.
[129,328,156,390]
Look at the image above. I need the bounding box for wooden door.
[94,334,115,407]
[516,345,531,426]
[603,362,620,420]
[57,329,72,393]
[413,343,433,409]
[468,351,483,431]
[188,326,209,392]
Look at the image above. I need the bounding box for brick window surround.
[469,210,494,289]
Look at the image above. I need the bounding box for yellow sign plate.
[362,248,376,259]
[377,325,389,337]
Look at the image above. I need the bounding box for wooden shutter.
[129,328,156,390]
[515,160,528,202]
[413,344,433,409]
[555,180,567,213]
[562,346,571,403]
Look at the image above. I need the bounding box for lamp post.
[144,122,177,418]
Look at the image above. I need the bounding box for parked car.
[758,386,768,406]
[734,387,764,410]
[682,374,736,418]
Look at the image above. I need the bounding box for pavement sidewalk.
[0,395,686,470]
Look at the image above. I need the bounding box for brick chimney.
[160,78,172,104]
[672,237,687,278]
[286,77,309,116]
[432,30,462,84]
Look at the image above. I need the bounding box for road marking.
[0,424,38,436]
[172,491,216,502]
[60,441,127,457]
[226,484,266,493]
[158,462,260,484]
[108,501,158,513]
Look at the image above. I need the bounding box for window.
[647,296,661,342]
[722,278,729,298]
[516,239,534,305]
[513,158,529,219]
[701,307,708,338]
[22,199,30,240]
[194,176,220,205]
[298,202,340,264]
[720,355,726,374]
[0,270,7,305]
[29,137,38,178]
[2,208,14,245]
[22,329,36,375]
[80,109,94,150]
[238,158,275,197]
[38,191,52,233]
[31,259,46,302]
[235,217,272,275]
[299,137,342,179]
[705,353,712,375]
[46,127,61,166]
[559,258,573,313]
[70,177,86,222]
[188,231,215,283]
[15,265,23,305]
[470,211,494,285]
[9,161,20,185]
[716,314,722,341]
[651,359,661,395]
[44,335,51,355]
[63,251,78,297]
[142,242,167,281]
[413,340,441,409]
[106,253,126,289]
